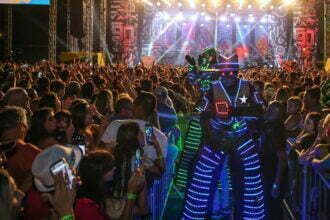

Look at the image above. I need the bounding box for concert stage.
[139,1,296,67]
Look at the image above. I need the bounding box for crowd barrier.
[300,165,329,220]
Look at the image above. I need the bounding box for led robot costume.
[181,49,266,220]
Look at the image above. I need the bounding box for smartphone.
[135,149,142,169]
[78,144,86,156]
[145,124,153,145]
[50,158,74,189]
[37,72,42,78]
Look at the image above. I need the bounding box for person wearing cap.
[24,144,82,220]
[181,50,266,220]
[154,86,177,136]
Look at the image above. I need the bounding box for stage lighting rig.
[234,17,241,22]
[220,16,227,22]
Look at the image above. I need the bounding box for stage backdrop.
[139,6,291,67]
[0,0,50,5]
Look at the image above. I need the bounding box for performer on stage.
[181,49,266,220]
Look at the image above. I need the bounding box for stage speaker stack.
[70,0,84,39]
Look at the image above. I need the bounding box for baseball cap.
[32,144,82,192]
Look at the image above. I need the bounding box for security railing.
[300,165,329,220]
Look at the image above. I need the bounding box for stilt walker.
[181,49,266,220]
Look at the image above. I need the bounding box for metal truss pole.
[100,0,107,53]
[5,5,12,61]
[49,0,57,63]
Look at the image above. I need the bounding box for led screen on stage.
[0,0,50,5]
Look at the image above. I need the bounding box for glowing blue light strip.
[244,165,261,171]
[194,172,213,178]
[183,212,205,220]
[244,190,263,197]
[243,153,258,161]
[201,155,219,165]
[157,112,178,119]
[237,139,253,151]
[243,214,265,220]
[245,185,263,191]
[214,152,224,160]
[244,204,264,209]
[188,189,210,197]
[227,127,248,134]
[244,160,260,167]
[211,118,234,125]
[245,179,262,185]
[198,161,216,169]
[201,96,209,112]
[186,200,207,208]
[204,147,212,153]
[195,165,213,173]
[243,208,265,215]
[191,183,210,190]
[187,194,208,202]
[240,145,255,155]
[253,92,264,105]
[218,81,232,105]
[234,79,242,108]
[192,177,211,184]
[241,116,259,120]
[244,174,261,179]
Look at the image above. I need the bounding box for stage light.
[190,3,196,8]
[176,13,184,21]
[162,13,170,20]
[142,0,153,6]
[226,24,231,28]
[259,25,264,28]
[248,17,255,23]
[230,13,235,17]
[283,0,295,4]
[226,4,231,8]
[270,5,274,9]
[156,1,161,6]
[234,17,241,22]
[247,5,252,9]
[190,15,198,20]
[261,17,267,23]
[201,23,205,27]
[201,3,206,8]
[220,16,227,22]
[212,0,219,7]
[237,0,244,7]
[205,15,211,21]
[178,2,183,7]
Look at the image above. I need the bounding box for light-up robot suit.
[180,49,266,220]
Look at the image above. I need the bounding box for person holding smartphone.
[101,92,167,176]
[24,145,82,220]
[76,150,148,220]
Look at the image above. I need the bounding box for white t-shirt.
[101,119,168,161]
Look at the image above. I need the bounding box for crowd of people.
[0,61,329,219]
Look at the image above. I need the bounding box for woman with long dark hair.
[70,102,96,150]
[76,150,148,219]
[108,122,148,219]
[95,89,114,116]
[25,107,59,149]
